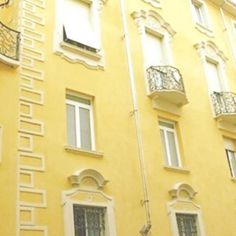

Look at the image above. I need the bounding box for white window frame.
[226,149,236,178]
[67,201,107,236]
[205,57,227,93]
[54,0,106,69]
[159,120,182,167]
[168,183,205,236]
[66,96,95,151]
[63,170,116,236]
[171,210,204,236]
[190,0,213,36]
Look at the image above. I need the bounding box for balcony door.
[144,30,165,68]
[205,60,224,93]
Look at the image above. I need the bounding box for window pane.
[66,94,91,105]
[176,214,198,236]
[73,205,105,236]
[194,4,204,24]
[145,31,164,67]
[167,131,180,167]
[159,121,174,129]
[63,0,92,45]
[206,61,222,93]
[73,205,86,236]
[227,150,236,177]
[79,107,92,150]
[160,129,169,165]
[66,104,77,146]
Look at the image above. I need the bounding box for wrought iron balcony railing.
[0,21,20,63]
[211,92,236,117]
[147,65,185,94]
[0,0,10,7]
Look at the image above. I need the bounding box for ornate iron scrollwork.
[0,21,20,61]
[0,0,10,7]
[211,92,236,116]
[146,65,185,94]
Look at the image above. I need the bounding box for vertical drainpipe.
[220,7,236,61]
[119,0,151,235]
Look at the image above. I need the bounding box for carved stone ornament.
[194,40,228,63]
[68,169,109,189]
[169,182,197,200]
[131,10,175,37]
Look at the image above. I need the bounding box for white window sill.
[195,22,214,37]
[60,41,102,61]
[64,145,104,158]
[163,165,190,174]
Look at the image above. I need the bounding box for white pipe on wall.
[119,0,151,234]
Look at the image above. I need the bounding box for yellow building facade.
[1,0,236,235]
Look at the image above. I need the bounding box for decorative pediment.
[132,10,175,37]
[194,40,228,62]
[68,169,109,189]
[169,182,197,200]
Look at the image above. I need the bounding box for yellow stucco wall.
[1,0,236,235]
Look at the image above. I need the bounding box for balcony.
[0,21,20,67]
[147,66,188,107]
[211,92,236,125]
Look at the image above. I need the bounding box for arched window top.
[132,10,175,37]
[68,168,109,189]
[169,182,197,200]
[194,40,228,62]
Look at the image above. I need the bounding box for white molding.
[19,170,34,188]
[64,145,104,158]
[142,0,161,8]
[19,206,35,225]
[54,0,106,69]
[19,152,45,172]
[167,183,205,236]
[20,225,48,236]
[19,118,44,136]
[19,86,44,105]
[19,188,47,208]
[68,169,109,188]
[62,187,116,236]
[18,133,33,152]
[163,165,190,174]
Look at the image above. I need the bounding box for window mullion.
[75,105,81,148]
[164,128,172,166]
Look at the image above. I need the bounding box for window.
[176,213,199,236]
[73,205,105,236]
[66,94,95,150]
[191,0,212,34]
[63,169,116,236]
[168,183,205,236]
[205,60,224,93]
[54,0,105,68]
[63,0,99,52]
[144,30,165,67]
[159,120,181,167]
[224,138,236,178]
